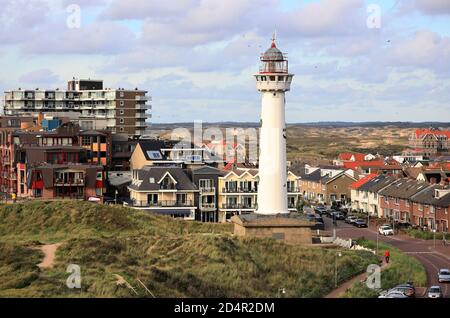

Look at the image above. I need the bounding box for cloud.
[18,69,62,86]
[102,0,200,20]
[414,0,450,15]
[387,30,450,75]
[0,0,50,44]
[22,21,136,55]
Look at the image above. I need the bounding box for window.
[120,109,124,115]
[120,101,124,106]
[430,206,435,214]
[418,204,423,211]
[120,127,124,132]
[270,76,276,81]
[120,118,124,124]
[261,76,267,81]
[278,76,285,81]
[119,91,124,98]
[81,136,91,146]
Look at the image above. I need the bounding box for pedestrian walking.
[384,249,390,264]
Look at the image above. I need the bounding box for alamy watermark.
[66,264,81,289]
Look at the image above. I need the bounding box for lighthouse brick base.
[231,213,314,245]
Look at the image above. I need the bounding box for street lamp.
[335,252,342,288]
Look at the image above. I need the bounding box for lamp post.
[335,252,342,288]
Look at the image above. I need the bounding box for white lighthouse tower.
[255,35,294,215]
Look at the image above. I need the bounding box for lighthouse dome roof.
[262,43,284,61]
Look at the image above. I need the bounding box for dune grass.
[0,200,378,298]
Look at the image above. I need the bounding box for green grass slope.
[0,201,377,298]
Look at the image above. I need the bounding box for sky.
[0,0,449,123]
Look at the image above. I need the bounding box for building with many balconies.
[3,78,151,137]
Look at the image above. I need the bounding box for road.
[315,211,450,297]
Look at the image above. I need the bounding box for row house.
[410,185,450,232]
[350,174,396,217]
[379,179,429,223]
[296,165,356,205]
[126,166,198,220]
[188,166,223,223]
[217,168,301,222]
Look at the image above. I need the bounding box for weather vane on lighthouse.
[255,33,294,215]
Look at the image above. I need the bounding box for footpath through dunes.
[0,200,377,298]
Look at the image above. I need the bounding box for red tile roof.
[343,160,385,169]
[339,152,366,161]
[350,174,378,190]
[415,129,450,138]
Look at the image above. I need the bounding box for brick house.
[26,164,104,201]
[378,179,429,223]
[410,185,450,232]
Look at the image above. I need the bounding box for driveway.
[319,215,450,298]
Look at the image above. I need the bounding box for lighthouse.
[230,35,313,245]
[255,35,294,215]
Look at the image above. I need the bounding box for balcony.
[136,122,148,128]
[221,203,256,210]
[200,187,216,194]
[200,203,216,209]
[221,187,257,194]
[135,104,151,110]
[287,187,300,193]
[54,179,85,186]
[135,96,149,101]
[135,113,148,119]
[129,200,194,208]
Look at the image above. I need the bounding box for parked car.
[332,212,346,220]
[378,290,408,298]
[438,268,450,283]
[345,215,358,224]
[306,213,317,222]
[378,225,394,236]
[354,219,368,228]
[388,284,415,298]
[314,207,327,216]
[313,219,325,231]
[427,286,443,298]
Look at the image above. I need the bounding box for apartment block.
[3,79,151,137]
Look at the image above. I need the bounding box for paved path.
[319,215,450,297]
[37,243,62,269]
[325,261,390,298]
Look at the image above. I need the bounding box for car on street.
[427,286,443,298]
[306,213,317,222]
[438,268,450,283]
[353,219,368,228]
[345,215,358,224]
[314,207,327,216]
[378,291,408,298]
[332,212,346,220]
[387,284,415,298]
[313,217,325,230]
[378,225,394,236]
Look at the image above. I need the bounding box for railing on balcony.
[221,203,257,210]
[287,187,300,193]
[200,187,216,193]
[159,184,176,190]
[129,200,194,208]
[221,187,257,193]
[200,203,216,209]
[54,179,85,186]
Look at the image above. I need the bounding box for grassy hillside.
[0,201,378,298]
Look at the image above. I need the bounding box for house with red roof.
[404,128,450,157]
